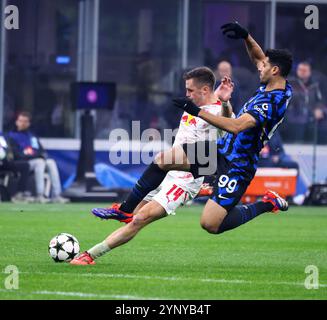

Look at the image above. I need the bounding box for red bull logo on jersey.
[182,114,197,126]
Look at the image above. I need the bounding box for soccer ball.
[49,233,80,262]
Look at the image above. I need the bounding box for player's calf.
[216,192,287,234]
[201,191,288,235]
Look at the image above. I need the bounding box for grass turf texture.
[0,203,326,300]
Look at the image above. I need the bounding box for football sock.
[217,201,274,234]
[120,163,167,213]
[87,241,111,259]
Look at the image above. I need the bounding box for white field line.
[13,271,327,288]
[0,289,163,300]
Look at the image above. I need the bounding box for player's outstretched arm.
[221,22,265,68]
[173,98,256,134]
[198,111,256,134]
[244,35,266,68]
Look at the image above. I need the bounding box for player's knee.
[130,206,160,230]
[35,158,45,165]
[130,212,148,229]
[154,152,169,170]
[200,220,218,234]
[34,158,46,169]
[45,158,56,167]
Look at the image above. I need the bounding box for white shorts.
[144,172,203,215]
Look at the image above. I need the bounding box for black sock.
[217,201,274,234]
[120,163,167,213]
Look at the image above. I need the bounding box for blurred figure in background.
[285,61,327,143]
[34,74,57,137]
[7,112,69,204]
[258,131,299,171]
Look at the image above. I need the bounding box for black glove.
[221,22,249,39]
[172,98,201,117]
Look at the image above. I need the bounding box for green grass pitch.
[0,203,327,300]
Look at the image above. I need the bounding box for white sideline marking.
[34,291,162,300]
[16,271,327,288]
[0,289,162,300]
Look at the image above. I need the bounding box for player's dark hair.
[183,67,216,91]
[265,49,293,78]
[17,111,32,120]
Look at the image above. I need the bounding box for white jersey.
[173,102,224,146]
[144,101,227,214]
[166,101,225,195]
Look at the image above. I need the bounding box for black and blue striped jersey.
[217,81,293,181]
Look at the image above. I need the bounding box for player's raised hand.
[221,21,248,39]
[172,97,201,117]
[215,76,234,102]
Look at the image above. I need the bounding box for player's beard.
[260,77,269,85]
[259,70,272,85]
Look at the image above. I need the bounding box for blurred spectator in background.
[284,61,327,143]
[258,131,299,171]
[0,132,32,203]
[214,61,242,114]
[6,112,69,204]
[309,99,327,144]
[134,51,159,132]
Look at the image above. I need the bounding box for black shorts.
[182,141,249,211]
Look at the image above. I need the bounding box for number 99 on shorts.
[218,175,238,193]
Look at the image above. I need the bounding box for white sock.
[87,241,111,259]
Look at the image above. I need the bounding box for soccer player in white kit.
[71,67,234,265]
[142,99,226,215]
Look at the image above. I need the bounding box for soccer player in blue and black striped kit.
[72,22,293,265]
